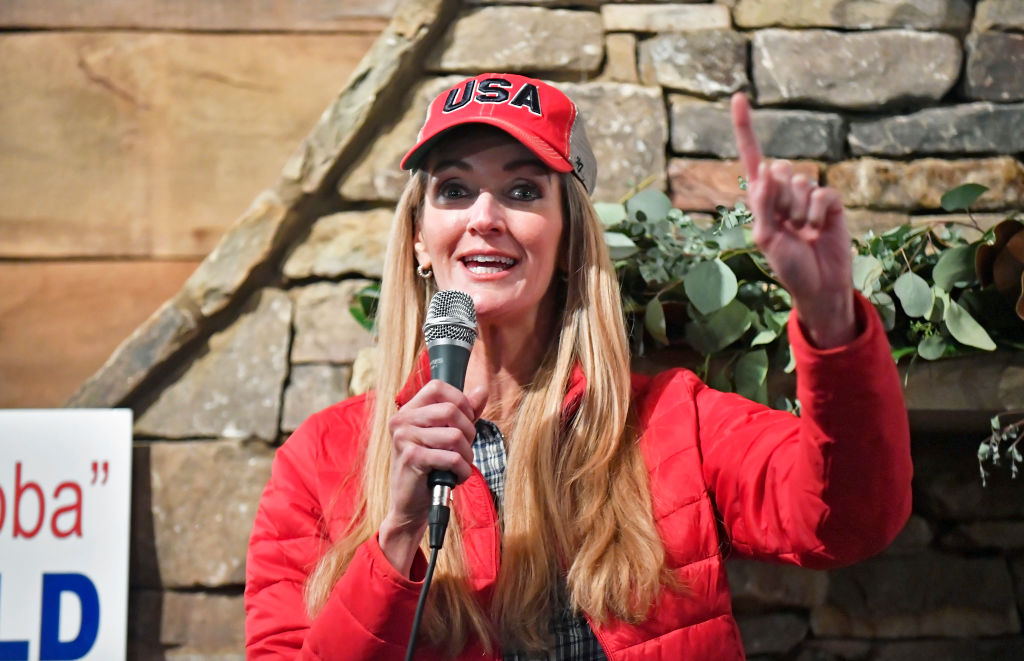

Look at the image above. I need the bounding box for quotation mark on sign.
[90,461,109,485]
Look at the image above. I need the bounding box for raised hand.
[730,92,856,348]
[379,380,487,576]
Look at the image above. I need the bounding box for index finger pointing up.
[731,92,763,183]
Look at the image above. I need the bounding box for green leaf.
[638,259,670,285]
[940,183,989,212]
[626,189,673,222]
[751,328,777,346]
[684,259,738,315]
[734,349,769,402]
[684,299,753,354]
[594,202,627,227]
[944,299,997,351]
[893,271,933,318]
[764,309,790,333]
[783,343,796,373]
[645,297,669,345]
[355,286,379,309]
[929,287,949,323]
[871,292,897,331]
[891,345,918,361]
[604,231,639,259]
[933,245,977,291]
[851,255,884,296]
[917,334,947,360]
[708,366,733,393]
[715,226,747,251]
[348,305,373,331]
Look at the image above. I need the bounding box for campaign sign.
[0,409,131,660]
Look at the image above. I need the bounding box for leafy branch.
[348,182,1024,480]
[979,412,1024,486]
[599,183,1024,474]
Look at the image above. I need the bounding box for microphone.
[406,290,477,661]
[422,290,477,549]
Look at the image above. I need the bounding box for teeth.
[463,254,515,274]
[465,255,515,265]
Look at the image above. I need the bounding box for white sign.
[0,409,132,661]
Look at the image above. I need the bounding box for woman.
[245,73,912,660]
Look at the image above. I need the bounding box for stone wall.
[68,0,1024,658]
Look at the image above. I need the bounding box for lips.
[461,254,517,274]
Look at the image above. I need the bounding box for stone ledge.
[129,590,244,657]
[753,29,960,110]
[974,0,1024,32]
[826,157,1024,211]
[799,638,1024,661]
[734,0,972,30]
[849,103,1024,157]
[281,0,459,196]
[669,96,844,160]
[68,296,201,408]
[130,440,274,589]
[635,347,1024,436]
[965,32,1024,102]
[902,351,1024,433]
[811,551,1021,638]
[134,288,292,441]
[426,7,604,74]
[639,30,748,98]
[602,4,730,32]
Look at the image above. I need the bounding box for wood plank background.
[0,0,397,31]
[0,3,384,406]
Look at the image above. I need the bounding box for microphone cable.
[404,471,456,661]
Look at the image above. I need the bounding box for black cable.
[405,494,453,661]
[404,545,439,661]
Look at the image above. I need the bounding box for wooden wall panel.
[0,0,395,32]
[0,30,379,259]
[0,260,201,408]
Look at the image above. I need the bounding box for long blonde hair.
[304,171,673,654]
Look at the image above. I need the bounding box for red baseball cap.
[400,73,597,194]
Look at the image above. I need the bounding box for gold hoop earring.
[416,264,433,279]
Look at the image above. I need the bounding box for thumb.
[466,385,489,420]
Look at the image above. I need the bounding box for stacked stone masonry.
[65,0,1024,658]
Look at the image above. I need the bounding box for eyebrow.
[430,157,549,175]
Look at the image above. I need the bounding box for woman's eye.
[438,183,467,200]
[509,183,541,201]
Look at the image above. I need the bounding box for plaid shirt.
[473,420,608,661]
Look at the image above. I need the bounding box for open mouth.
[461,254,517,274]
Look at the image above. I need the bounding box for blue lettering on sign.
[0,576,29,661]
[40,574,99,660]
[0,573,101,660]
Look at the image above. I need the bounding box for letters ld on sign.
[0,409,132,661]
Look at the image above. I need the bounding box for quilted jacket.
[245,294,912,659]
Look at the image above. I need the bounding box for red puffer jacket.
[245,294,912,659]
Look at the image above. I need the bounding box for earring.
[416,264,433,279]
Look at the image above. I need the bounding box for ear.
[413,228,431,271]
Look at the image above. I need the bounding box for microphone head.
[424,290,478,348]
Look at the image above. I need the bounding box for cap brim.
[400,118,574,175]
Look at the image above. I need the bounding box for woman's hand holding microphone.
[379,381,488,577]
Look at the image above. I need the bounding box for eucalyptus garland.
[348,183,1024,481]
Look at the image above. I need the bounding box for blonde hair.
[304,171,673,655]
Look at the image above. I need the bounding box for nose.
[465,191,505,234]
